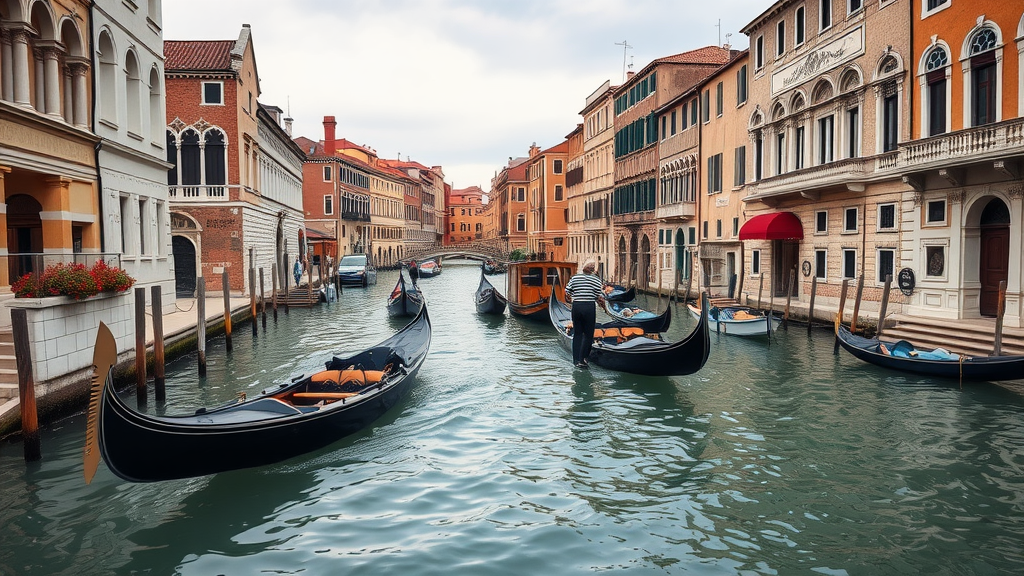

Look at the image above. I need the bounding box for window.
[737,65,748,105]
[516,187,525,202]
[323,166,332,181]
[777,20,786,56]
[553,160,563,174]
[554,185,563,201]
[795,126,805,169]
[925,245,945,277]
[925,46,949,136]
[755,132,764,180]
[703,221,709,238]
[776,133,786,175]
[324,194,334,215]
[820,0,832,30]
[702,90,710,123]
[716,82,723,117]
[847,107,859,157]
[817,115,834,164]
[516,214,526,232]
[795,7,805,46]
[842,249,857,279]
[815,249,827,279]
[119,195,131,254]
[138,198,147,255]
[925,0,949,14]
[204,130,226,195]
[202,81,223,105]
[883,90,899,152]
[849,0,862,14]
[733,218,739,236]
[815,210,827,234]
[734,146,746,186]
[690,99,698,125]
[844,207,858,232]
[755,36,764,69]
[878,203,896,231]
[752,249,761,275]
[925,199,946,225]
[716,219,722,238]
[707,153,723,193]
[877,248,895,283]
[671,110,677,135]
[661,116,667,140]
[971,49,997,126]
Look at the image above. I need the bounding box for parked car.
[337,254,377,287]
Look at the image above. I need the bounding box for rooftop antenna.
[615,40,632,82]
[716,19,721,47]
[725,32,732,48]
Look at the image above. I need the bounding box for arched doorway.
[616,236,627,283]
[979,198,1010,316]
[7,194,43,279]
[172,236,197,297]
[639,235,651,288]
[628,232,638,284]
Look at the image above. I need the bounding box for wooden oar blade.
[84,322,116,484]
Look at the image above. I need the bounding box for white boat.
[686,302,780,337]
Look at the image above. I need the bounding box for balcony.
[744,157,873,204]
[898,117,1024,176]
[169,185,231,201]
[656,201,695,221]
[342,210,371,222]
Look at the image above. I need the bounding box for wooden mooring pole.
[260,268,267,330]
[850,275,865,333]
[757,273,765,310]
[249,258,257,337]
[807,273,818,335]
[834,279,850,355]
[271,263,278,321]
[197,276,207,377]
[993,280,1007,356]
[134,287,147,407]
[11,308,40,462]
[222,269,233,352]
[783,266,795,331]
[877,274,892,338]
[151,286,165,402]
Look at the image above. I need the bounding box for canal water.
[2,261,1023,575]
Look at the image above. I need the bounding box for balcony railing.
[655,201,696,220]
[898,117,1024,172]
[168,184,231,201]
[342,210,372,222]
[746,156,870,200]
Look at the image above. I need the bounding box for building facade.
[447,186,486,243]
[526,141,569,261]
[491,157,530,252]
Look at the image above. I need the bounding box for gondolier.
[409,260,419,286]
[565,261,605,369]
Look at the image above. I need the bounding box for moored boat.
[418,260,442,278]
[506,260,575,320]
[475,267,507,315]
[835,324,1024,381]
[603,285,636,303]
[85,304,432,483]
[686,302,779,337]
[387,273,423,317]
[602,299,672,333]
[549,288,710,376]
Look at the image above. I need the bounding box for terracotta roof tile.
[654,45,732,66]
[164,40,234,71]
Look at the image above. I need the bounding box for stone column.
[70,61,89,128]
[1,29,13,102]
[43,46,62,117]
[63,65,73,122]
[41,177,73,252]
[33,48,44,112]
[10,27,32,106]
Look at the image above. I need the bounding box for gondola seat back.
[310,368,384,390]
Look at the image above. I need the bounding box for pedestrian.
[408,259,419,286]
[293,257,302,288]
[565,260,605,369]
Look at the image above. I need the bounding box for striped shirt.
[565,273,605,303]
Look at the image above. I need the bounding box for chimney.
[284,116,293,137]
[323,116,337,156]
[626,71,635,80]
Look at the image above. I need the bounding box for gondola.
[483,260,506,275]
[506,260,575,320]
[603,285,636,303]
[602,299,672,333]
[84,304,432,483]
[387,273,422,317]
[475,267,507,315]
[835,323,1024,381]
[686,302,779,337]
[548,288,710,376]
[418,260,442,278]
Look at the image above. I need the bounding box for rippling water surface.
[3,261,1024,575]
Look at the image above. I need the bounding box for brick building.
[491,156,530,252]
[526,141,569,261]
[447,186,487,243]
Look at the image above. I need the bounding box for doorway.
[172,235,197,297]
[979,198,1009,316]
[773,241,799,297]
[6,194,43,280]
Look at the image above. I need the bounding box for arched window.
[97,31,117,124]
[180,129,201,196]
[166,130,177,186]
[149,67,163,141]
[204,129,226,196]
[923,45,950,136]
[968,27,998,126]
[125,50,141,135]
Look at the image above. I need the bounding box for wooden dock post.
[807,273,818,334]
[767,273,776,343]
[783,266,795,331]
[851,275,865,333]
[655,268,664,314]
[307,259,314,305]
[834,279,850,355]
[151,286,165,402]
[993,280,1007,356]
[671,267,680,304]
[259,268,267,331]
[197,276,207,377]
[682,271,693,305]
[271,263,278,321]
[134,287,147,407]
[283,251,290,315]
[757,273,764,310]
[11,308,40,461]
[249,258,257,337]
[222,269,233,352]
[877,274,892,338]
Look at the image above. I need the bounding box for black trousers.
[571,300,596,364]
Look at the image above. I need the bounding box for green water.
[2,261,1023,575]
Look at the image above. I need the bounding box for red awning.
[738,212,804,241]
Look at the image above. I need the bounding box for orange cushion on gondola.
[592,329,604,338]
[310,369,384,385]
[602,327,622,339]
[621,327,644,338]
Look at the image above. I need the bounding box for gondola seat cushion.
[311,369,385,391]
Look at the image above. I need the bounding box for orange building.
[490,156,530,252]
[526,141,569,261]
[447,186,487,243]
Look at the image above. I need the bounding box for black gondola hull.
[602,301,672,332]
[387,275,422,317]
[97,306,431,482]
[475,270,507,315]
[836,326,1024,381]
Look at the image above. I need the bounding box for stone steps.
[882,315,1024,358]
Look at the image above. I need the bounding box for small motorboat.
[418,260,442,278]
[506,260,575,320]
[686,302,779,337]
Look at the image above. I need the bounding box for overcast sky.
[163,0,758,191]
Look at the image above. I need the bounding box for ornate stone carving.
[1007,184,1024,200]
[168,117,186,132]
[194,118,211,133]
[947,189,966,205]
